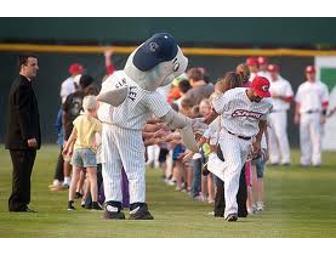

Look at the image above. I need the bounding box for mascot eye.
[173,62,180,72]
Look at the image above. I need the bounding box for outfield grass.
[0,145,336,237]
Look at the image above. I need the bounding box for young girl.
[63,95,102,211]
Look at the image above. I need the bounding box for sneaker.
[193,193,206,202]
[208,211,215,216]
[74,192,83,199]
[81,200,86,208]
[91,202,103,210]
[48,180,62,188]
[256,201,264,212]
[62,183,70,189]
[67,201,75,211]
[103,204,125,220]
[208,198,215,204]
[167,179,176,186]
[225,214,238,222]
[129,203,154,220]
[247,206,257,215]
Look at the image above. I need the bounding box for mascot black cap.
[133,33,178,71]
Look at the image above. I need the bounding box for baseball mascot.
[97,33,199,220]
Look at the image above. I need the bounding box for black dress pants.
[214,163,247,217]
[8,149,36,211]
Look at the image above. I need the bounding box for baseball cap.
[257,56,268,65]
[133,33,178,71]
[246,57,258,66]
[68,63,84,75]
[251,76,271,98]
[267,64,280,73]
[305,65,316,73]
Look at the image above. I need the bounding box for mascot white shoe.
[97,33,199,220]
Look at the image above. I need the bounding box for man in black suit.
[5,54,41,212]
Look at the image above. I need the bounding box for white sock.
[64,177,70,185]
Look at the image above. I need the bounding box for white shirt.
[249,72,258,82]
[269,77,293,111]
[60,76,75,103]
[98,71,171,130]
[212,87,273,137]
[257,70,271,80]
[295,80,329,114]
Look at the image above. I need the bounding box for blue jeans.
[191,158,202,198]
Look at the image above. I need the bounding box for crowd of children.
[50,57,273,216]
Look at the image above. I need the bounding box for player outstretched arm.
[160,109,199,153]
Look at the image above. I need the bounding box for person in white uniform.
[257,56,271,80]
[246,57,259,82]
[97,33,200,220]
[267,64,293,165]
[208,76,272,221]
[294,65,329,167]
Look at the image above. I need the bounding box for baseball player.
[295,65,329,167]
[246,57,259,82]
[208,76,272,221]
[97,33,199,220]
[257,56,271,80]
[267,64,293,165]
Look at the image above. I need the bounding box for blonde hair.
[82,95,98,113]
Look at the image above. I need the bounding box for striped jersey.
[98,71,171,130]
[212,87,272,137]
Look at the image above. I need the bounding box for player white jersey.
[212,87,272,137]
[295,81,329,113]
[249,72,258,82]
[98,71,171,130]
[257,70,271,80]
[269,78,293,111]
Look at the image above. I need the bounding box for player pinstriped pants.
[219,130,251,218]
[101,124,146,204]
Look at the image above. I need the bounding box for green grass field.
[0,145,336,237]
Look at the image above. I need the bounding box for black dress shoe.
[24,207,37,213]
[9,207,37,213]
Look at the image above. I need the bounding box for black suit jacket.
[5,75,41,150]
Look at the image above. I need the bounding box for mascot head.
[97,33,188,106]
[124,32,188,91]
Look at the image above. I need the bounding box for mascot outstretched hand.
[97,33,200,220]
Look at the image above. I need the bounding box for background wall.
[0,18,335,146]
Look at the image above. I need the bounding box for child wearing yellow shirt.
[63,95,102,211]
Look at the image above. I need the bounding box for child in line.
[63,95,102,211]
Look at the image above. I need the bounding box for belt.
[270,109,286,113]
[304,110,320,114]
[227,130,251,141]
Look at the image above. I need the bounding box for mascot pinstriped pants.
[102,124,146,204]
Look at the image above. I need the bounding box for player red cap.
[68,63,84,75]
[257,56,268,65]
[251,76,271,98]
[305,65,316,74]
[267,64,280,73]
[246,57,258,66]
